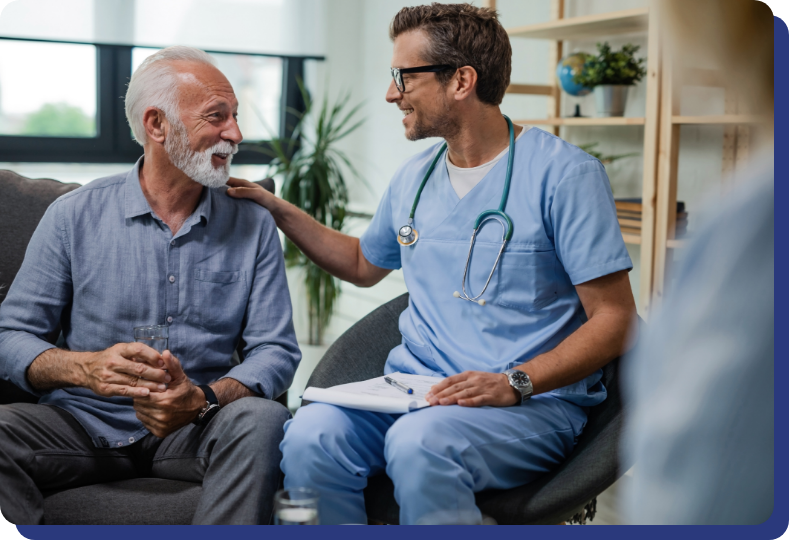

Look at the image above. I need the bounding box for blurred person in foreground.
[623,0,774,524]
[0,46,300,525]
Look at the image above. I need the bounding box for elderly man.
[0,46,300,525]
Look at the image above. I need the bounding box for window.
[0,41,97,137]
[0,37,321,164]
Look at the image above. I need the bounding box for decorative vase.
[593,85,630,117]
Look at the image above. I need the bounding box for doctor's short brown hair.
[389,3,512,106]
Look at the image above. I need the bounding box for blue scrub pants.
[280,395,587,524]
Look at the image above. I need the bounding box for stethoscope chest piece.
[397,224,419,246]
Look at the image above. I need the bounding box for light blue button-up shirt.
[0,159,301,448]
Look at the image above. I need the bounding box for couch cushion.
[0,170,80,301]
[43,478,202,525]
[0,171,80,405]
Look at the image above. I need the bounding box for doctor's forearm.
[267,198,389,287]
[518,309,635,396]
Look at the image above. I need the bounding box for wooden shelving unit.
[501,1,662,316]
[507,7,649,41]
[672,115,771,125]
[514,117,646,126]
[650,41,767,308]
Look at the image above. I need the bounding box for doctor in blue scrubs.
[228,4,637,525]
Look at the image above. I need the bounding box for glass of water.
[274,488,319,525]
[133,325,169,355]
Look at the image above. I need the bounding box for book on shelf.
[615,198,686,214]
[615,198,689,238]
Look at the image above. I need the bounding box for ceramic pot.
[594,85,630,117]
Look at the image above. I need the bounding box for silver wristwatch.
[503,369,533,404]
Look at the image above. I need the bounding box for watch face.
[510,371,530,386]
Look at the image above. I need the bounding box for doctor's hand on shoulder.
[426,371,521,408]
[226,177,276,211]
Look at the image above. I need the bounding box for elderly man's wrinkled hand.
[133,350,205,438]
[80,342,170,399]
[425,371,520,408]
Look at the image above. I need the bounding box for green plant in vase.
[574,42,647,117]
[258,85,365,345]
[577,142,638,165]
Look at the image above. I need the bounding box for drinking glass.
[133,325,169,354]
[274,488,319,525]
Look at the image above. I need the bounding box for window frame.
[0,36,321,164]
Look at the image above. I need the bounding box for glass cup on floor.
[133,325,169,355]
[274,488,320,525]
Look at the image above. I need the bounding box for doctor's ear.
[451,66,479,101]
[142,107,168,144]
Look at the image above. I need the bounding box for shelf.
[622,232,641,245]
[672,115,772,125]
[507,7,649,41]
[518,117,646,127]
[506,84,555,96]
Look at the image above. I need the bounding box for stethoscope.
[397,115,515,306]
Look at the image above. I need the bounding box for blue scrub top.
[360,128,632,407]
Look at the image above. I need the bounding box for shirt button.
[167,316,173,323]
[129,437,135,443]
[170,240,175,246]
[169,275,175,283]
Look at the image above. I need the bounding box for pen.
[384,376,413,395]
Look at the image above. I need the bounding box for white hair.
[125,46,216,146]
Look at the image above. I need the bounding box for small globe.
[556,53,593,97]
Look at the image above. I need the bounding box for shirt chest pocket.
[493,249,560,312]
[194,269,248,332]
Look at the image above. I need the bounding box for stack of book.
[615,198,688,238]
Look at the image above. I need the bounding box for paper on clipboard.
[301,372,443,414]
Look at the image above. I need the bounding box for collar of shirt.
[123,157,213,239]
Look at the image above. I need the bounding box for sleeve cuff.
[2,334,57,396]
[219,348,300,401]
[567,257,634,286]
[359,236,401,271]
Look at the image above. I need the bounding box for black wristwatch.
[193,384,221,426]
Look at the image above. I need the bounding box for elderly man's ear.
[143,107,168,144]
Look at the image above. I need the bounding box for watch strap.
[193,384,221,426]
[198,384,219,406]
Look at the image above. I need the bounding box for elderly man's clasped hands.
[79,342,205,439]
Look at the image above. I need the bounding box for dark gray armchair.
[305,293,635,525]
[0,171,276,524]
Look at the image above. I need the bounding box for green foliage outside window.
[573,43,647,87]
[21,102,95,137]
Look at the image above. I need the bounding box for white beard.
[165,119,238,189]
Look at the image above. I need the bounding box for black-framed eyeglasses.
[390,65,454,93]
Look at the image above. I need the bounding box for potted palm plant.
[574,43,647,117]
[257,86,364,345]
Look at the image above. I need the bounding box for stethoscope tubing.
[399,115,516,305]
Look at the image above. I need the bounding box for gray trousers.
[0,397,290,525]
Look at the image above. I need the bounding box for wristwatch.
[503,369,533,404]
[193,384,221,426]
